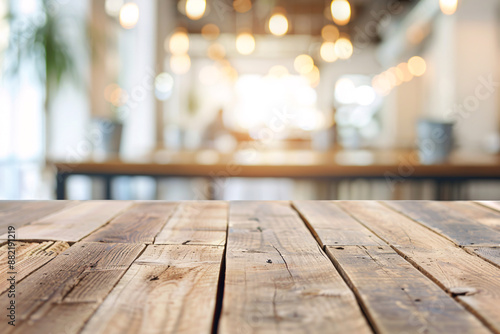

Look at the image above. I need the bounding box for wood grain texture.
[155,202,228,245]
[326,245,489,334]
[84,202,177,244]
[2,200,500,334]
[0,242,144,333]
[220,201,372,334]
[81,245,224,334]
[0,241,69,293]
[154,229,226,246]
[338,201,500,333]
[0,201,77,230]
[465,246,500,268]
[0,201,132,242]
[385,201,500,247]
[293,200,385,247]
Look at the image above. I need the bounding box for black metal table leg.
[104,175,113,200]
[56,173,67,200]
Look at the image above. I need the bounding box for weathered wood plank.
[220,201,372,334]
[326,245,489,334]
[0,201,132,242]
[0,241,69,293]
[81,244,224,334]
[386,201,500,267]
[441,202,500,232]
[465,246,500,268]
[477,201,500,213]
[0,242,144,333]
[293,201,385,247]
[0,201,77,230]
[385,201,500,247]
[338,201,500,333]
[295,201,490,333]
[155,202,228,245]
[84,202,177,244]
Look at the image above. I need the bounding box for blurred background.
[1,0,500,200]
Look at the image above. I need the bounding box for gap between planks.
[80,202,230,334]
[220,201,373,334]
[336,201,500,334]
[292,201,495,334]
[211,220,229,334]
[382,201,500,269]
[0,242,147,334]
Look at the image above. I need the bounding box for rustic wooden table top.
[1,200,500,333]
[52,149,500,177]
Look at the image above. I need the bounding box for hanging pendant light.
[119,3,139,29]
[439,0,458,15]
[330,0,351,26]
[269,8,289,37]
[185,0,206,20]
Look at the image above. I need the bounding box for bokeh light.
[269,13,289,37]
[185,0,206,20]
[440,0,458,15]
[233,0,252,13]
[104,83,120,102]
[334,37,353,59]
[330,0,351,26]
[294,54,314,74]
[201,24,220,40]
[320,42,338,63]
[167,29,189,55]
[304,66,320,87]
[408,56,427,77]
[321,24,340,42]
[119,3,139,29]
[382,70,397,88]
[104,84,128,106]
[222,64,239,82]
[388,67,403,86]
[236,32,256,55]
[372,75,391,96]
[155,72,174,100]
[397,62,414,82]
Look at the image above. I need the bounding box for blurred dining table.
[51,148,500,200]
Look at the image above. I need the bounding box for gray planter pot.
[417,119,454,165]
[92,119,123,158]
